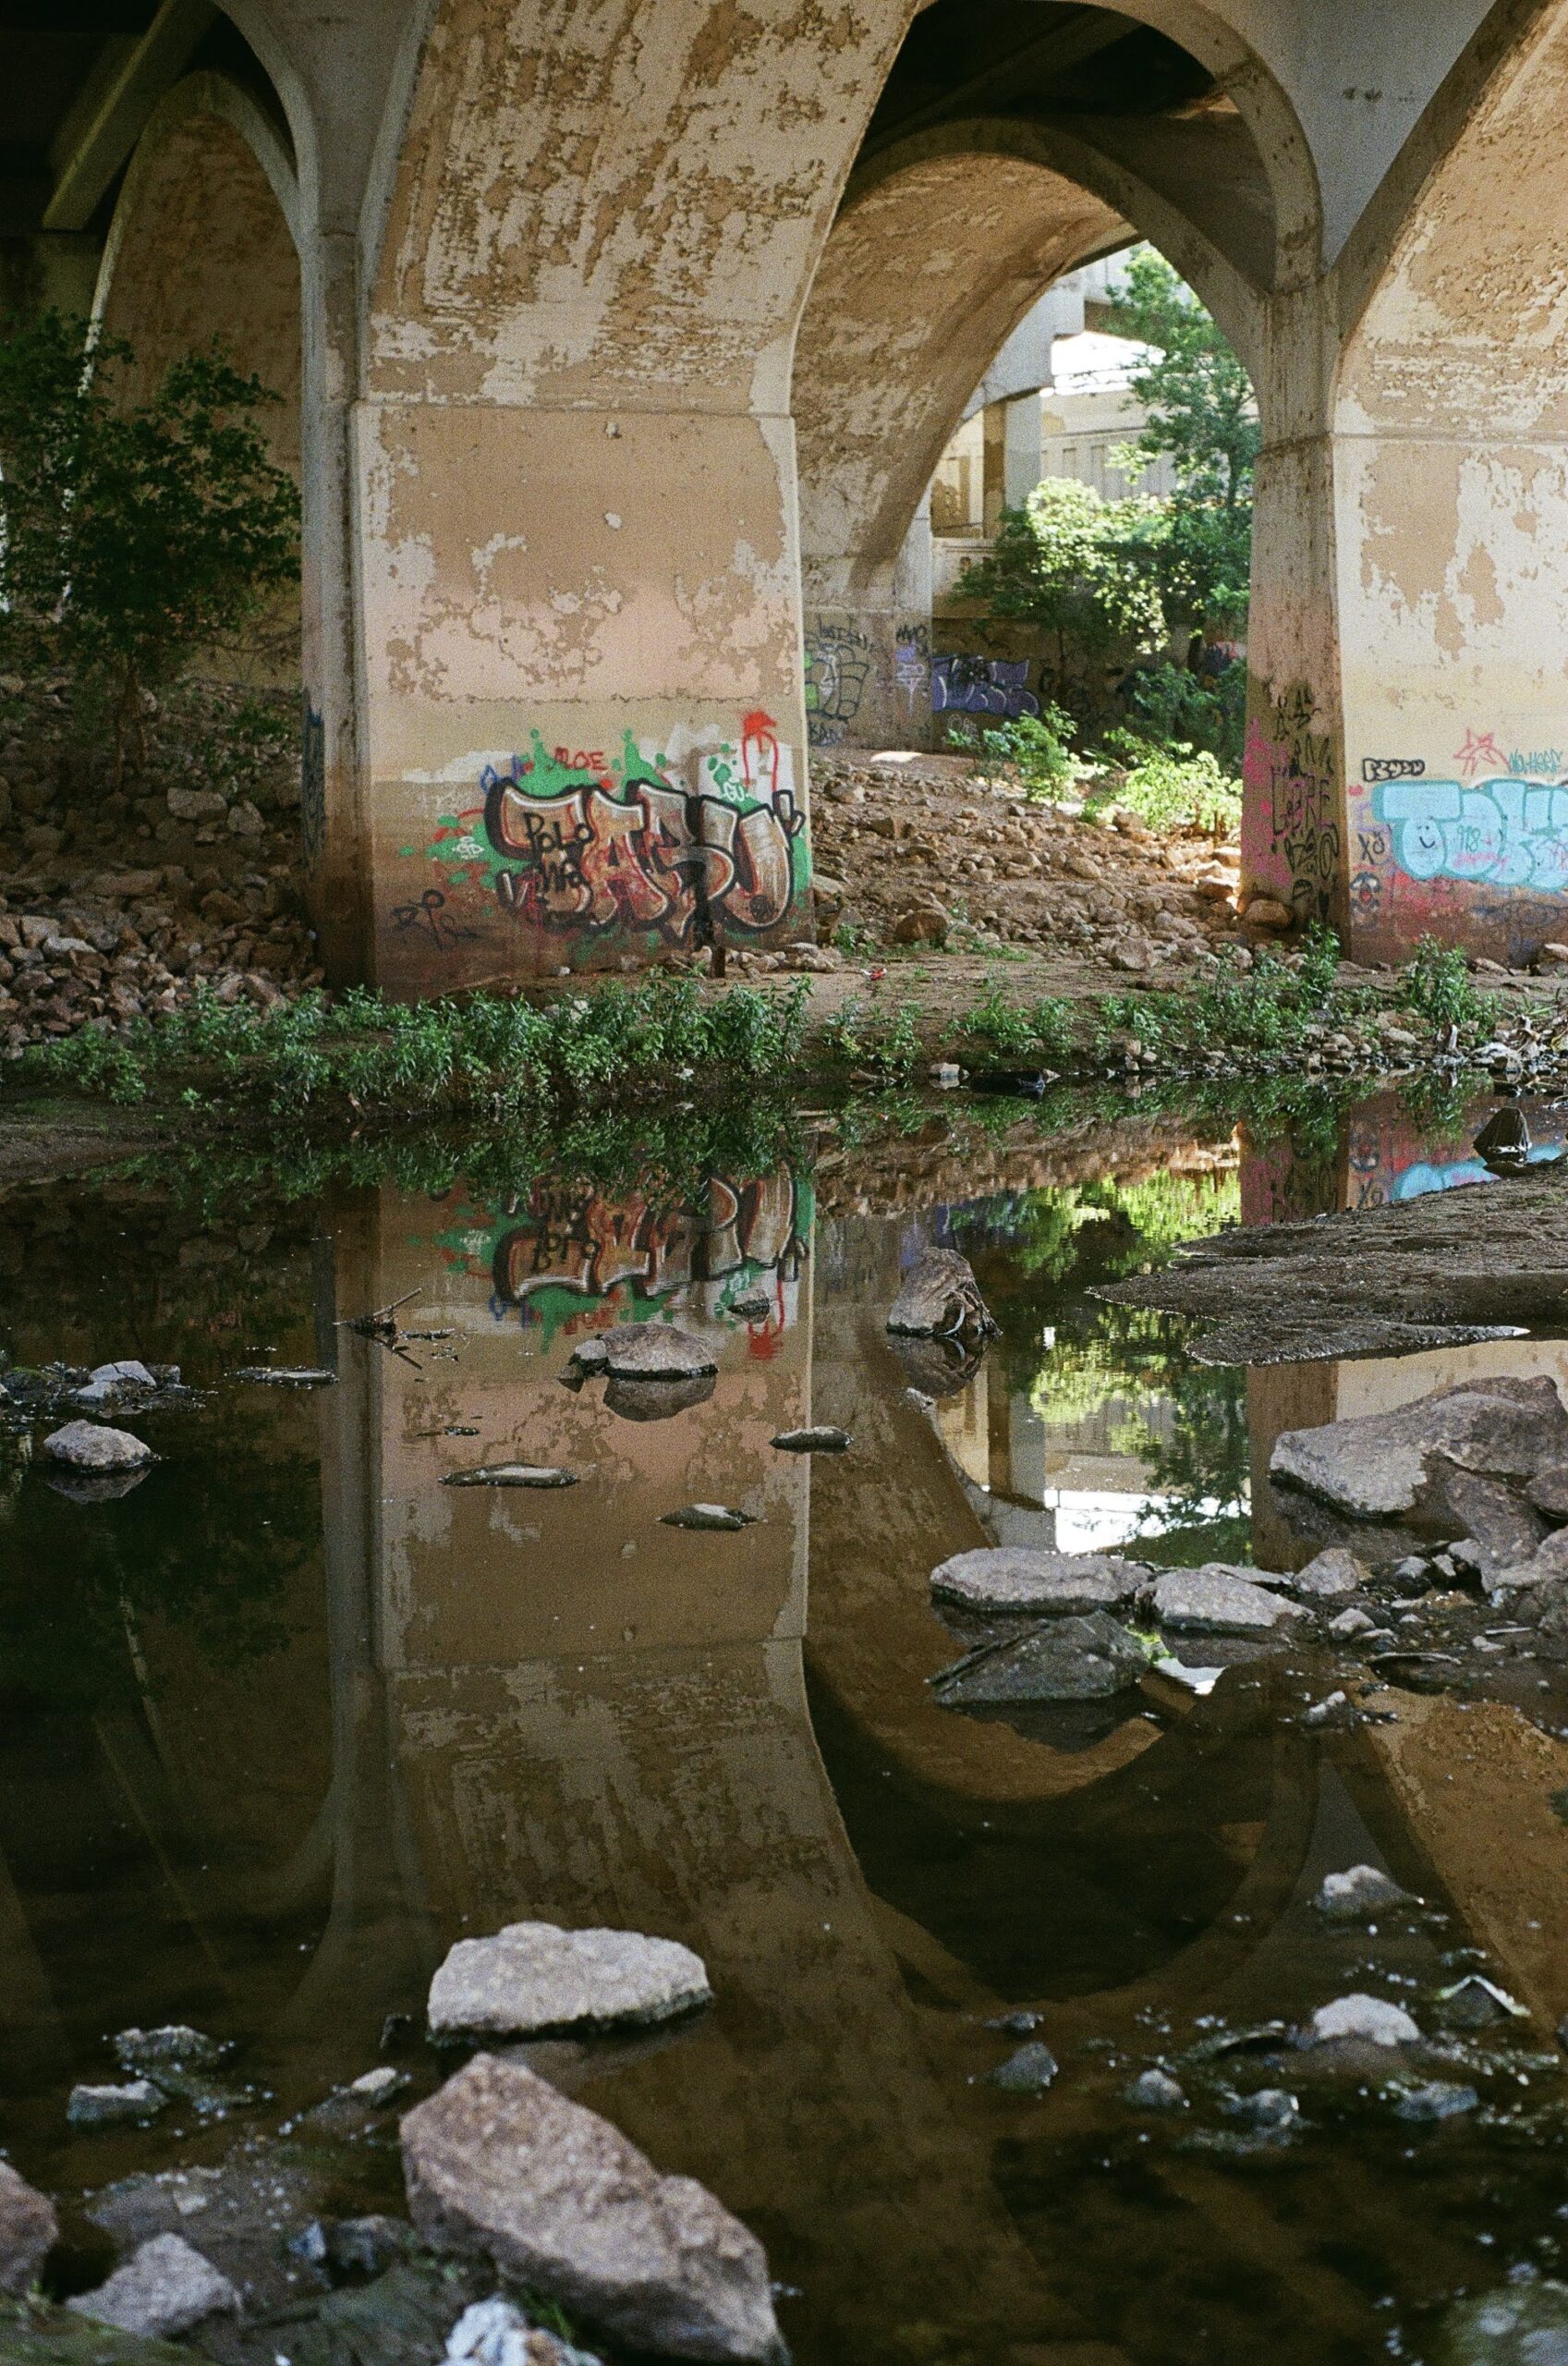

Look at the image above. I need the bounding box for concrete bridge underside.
[7,0,1568,979]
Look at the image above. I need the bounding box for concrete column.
[804,495,934,755]
[1002,389,1044,512]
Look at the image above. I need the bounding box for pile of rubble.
[806,747,1250,971]
[0,676,320,1055]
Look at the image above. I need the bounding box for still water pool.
[5,1084,1568,2365]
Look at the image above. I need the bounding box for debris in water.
[444,1465,578,1489]
[661,1504,754,1531]
[770,1426,850,1454]
[234,1367,336,1387]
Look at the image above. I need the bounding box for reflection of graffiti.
[1374,776,1568,890]
[930,654,1039,718]
[1362,756,1424,784]
[300,695,324,866]
[806,625,871,746]
[490,1171,805,1318]
[893,623,930,717]
[1244,683,1340,922]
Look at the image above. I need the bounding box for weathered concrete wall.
[1328,0,1568,968]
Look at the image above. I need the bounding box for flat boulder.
[0,2163,56,2295]
[43,1421,151,1472]
[1270,1377,1568,1518]
[930,1547,1148,1616]
[428,1922,711,2041]
[1314,1865,1410,1920]
[67,2234,237,2339]
[930,1612,1146,1705]
[887,1249,997,1342]
[1302,1994,1420,2048]
[401,2055,784,2362]
[1149,1567,1307,1635]
[1283,1547,1367,1601]
[600,1324,717,1381]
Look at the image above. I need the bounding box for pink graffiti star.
[1453,729,1506,777]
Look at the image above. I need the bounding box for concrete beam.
[865,6,1136,153]
[43,0,216,233]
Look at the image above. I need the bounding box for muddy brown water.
[6,1086,1568,2365]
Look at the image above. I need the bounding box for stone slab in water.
[930,1547,1148,1616]
[444,1464,577,1489]
[401,2055,784,2362]
[43,1421,151,1471]
[1149,1568,1307,1634]
[67,2235,237,2339]
[428,1921,712,2040]
[1270,1378,1568,1518]
[931,1612,1146,1704]
[599,1323,717,1380]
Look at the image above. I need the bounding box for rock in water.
[599,1324,718,1381]
[43,1421,152,1472]
[1125,2069,1186,2112]
[1149,1568,1307,1634]
[770,1427,850,1454]
[0,2163,57,2295]
[662,1505,753,1531]
[1270,1377,1568,1518]
[1286,1547,1367,1600]
[1314,1865,1410,1920]
[67,2079,165,2128]
[930,1613,1146,1704]
[930,1547,1147,1616]
[887,1249,998,1342]
[401,2055,784,2362]
[67,2234,237,2338]
[428,1922,711,2040]
[605,1374,716,1421]
[73,1360,158,1407]
[986,2042,1058,2094]
[113,2026,228,2073]
[444,1465,578,1490]
[234,1366,336,1386]
[1302,1994,1420,2048]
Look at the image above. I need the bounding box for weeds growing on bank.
[11,970,811,1118]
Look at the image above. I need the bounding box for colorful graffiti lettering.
[415,727,807,950]
[1361,756,1425,784]
[1373,776,1568,890]
[432,1171,808,1345]
[1243,682,1340,922]
[806,624,871,746]
[893,623,930,717]
[1453,729,1508,777]
[930,654,1039,719]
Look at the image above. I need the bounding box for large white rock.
[428,1921,711,2040]
[1149,1567,1307,1634]
[0,2162,56,2295]
[43,1421,152,1471]
[67,2233,237,2338]
[1271,1377,1568,1518]
[403,2055,784,2362]
[930,1547,1148,1616]
[1303,1993,1420,2047]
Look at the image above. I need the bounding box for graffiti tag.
[930,654,1039,719]
[806,625,871,745]
[392,887,479,948]
[1361,756,1425,784]
[1244,683,1340,922]
[1373,776,1568,891]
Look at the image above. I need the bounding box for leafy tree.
[1107,246,1257,634]
[954,477,1165,702]
[0,310,298,776]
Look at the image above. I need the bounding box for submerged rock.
[428,1923,712,2041]
[986,2041,1058,2095]
[1437,1975,1526,2030]
[604,1374,715,1421]
[1149,1567,1306,1635]
[887,1332,989,1399]
[0,2163,57,2295]
[67,2079,165,2128]
[1439,2274,1568,2359]
[1301,1994,1420,2049]
[770,1426,850,1454]
[1392,2079,1479,2122]
[930,1613,1146,1705]
[930,1547,1147,1617]
[43,1421,151,1472]
[1314,1865,1410,1920]
[661,1504,753,1531]
[1222,2087,1298,2135]
[402,2055,784,2362]
[67,2234,237,2338]
[234,1366,336,1386]
[887,1249,997,1342]
[599,1324,717,1382]
[71,1360,160,1408]
[444,1465,578,1490]
[1270,1378,1568,1518]
[1286,1547,1367,1600]
[113,2026,228,2074]
[1125,2068,1186,2112]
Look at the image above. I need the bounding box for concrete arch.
[92,72,304,689]
[1323,0,1568,966]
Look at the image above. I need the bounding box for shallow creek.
[6,1083,1568,2366]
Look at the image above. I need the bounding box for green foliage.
[0,311,298,773]
[948,704,1080,799]
[954,478,1166,693]
[1106,246,1258,634]
[1093,923,1348,1064]
[960,985,1077,1067]
[1087,743,1241,836]
[1118,657,1246,767]
[819,994,924,1077]
[13,972,811,1120]
[1398,935,1497,1032]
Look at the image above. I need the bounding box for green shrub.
[1087,742,1241,836]
[1398,936,1496,1032]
